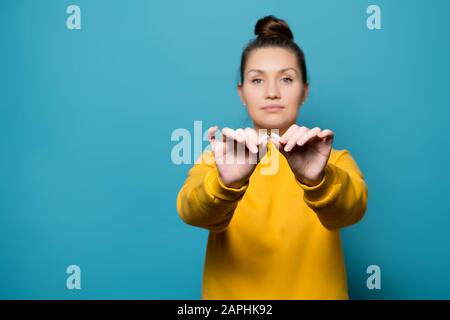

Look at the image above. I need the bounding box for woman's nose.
[265,80,280,98]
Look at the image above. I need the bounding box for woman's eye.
[252,79,263,84]
[282,77,293,83]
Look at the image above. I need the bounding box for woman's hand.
[272,124,335,187]
[207,126,268,189]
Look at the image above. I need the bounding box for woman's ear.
[237,83,246,106]
[302,82,310,104]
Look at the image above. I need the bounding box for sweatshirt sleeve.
[176,150,249,232]
[296,149,369,230]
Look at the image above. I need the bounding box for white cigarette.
[258,132,281,144]
[270,132,281,141]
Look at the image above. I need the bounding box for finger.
[284,127,308,152]
[235,128,251,156]
[257,132,269,145]
[244,128,258,154]
[257,135,269,161]
[254,131,269,160]
[318,129,334,140]
[220,127,237,143]
[298,127,322,146]
[211,134,225,161]
[235,128,246,144]
[280,124,299,144]
[207,125,219,148]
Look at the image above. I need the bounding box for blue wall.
[1,0,449,299]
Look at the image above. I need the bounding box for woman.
[176,15,368,299]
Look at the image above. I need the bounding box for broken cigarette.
[258,131,281,144]
[257,130,281,158]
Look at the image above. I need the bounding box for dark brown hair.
[239,15,308,85]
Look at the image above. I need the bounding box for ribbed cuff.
[295,164,338,203]
[204,169,249,202]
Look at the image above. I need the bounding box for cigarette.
[257,131,281,144]
[270,132,281,141]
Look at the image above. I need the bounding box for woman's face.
[238,47,309,136]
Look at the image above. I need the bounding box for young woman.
[176,15,368,300]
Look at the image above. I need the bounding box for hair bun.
[254,15,294,40]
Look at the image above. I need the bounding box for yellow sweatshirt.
[177,141,368,299]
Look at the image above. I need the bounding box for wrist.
[296,171,325,187]
[219,174,249,189]
[224,179,249,189]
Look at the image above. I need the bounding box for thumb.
[256,133,269,162]
[269,132,289,157]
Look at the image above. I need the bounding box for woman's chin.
[258,121,291,131]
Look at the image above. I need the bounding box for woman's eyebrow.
[247,67,297,75]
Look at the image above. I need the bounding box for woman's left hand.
[274,124,335,187]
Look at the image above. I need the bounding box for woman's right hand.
[207,126,268,189]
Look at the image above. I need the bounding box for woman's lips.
[262,105,285,113]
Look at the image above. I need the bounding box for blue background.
[1,0,449,299]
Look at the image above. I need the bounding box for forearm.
[177,167,248,232]
[296,154,368,230]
